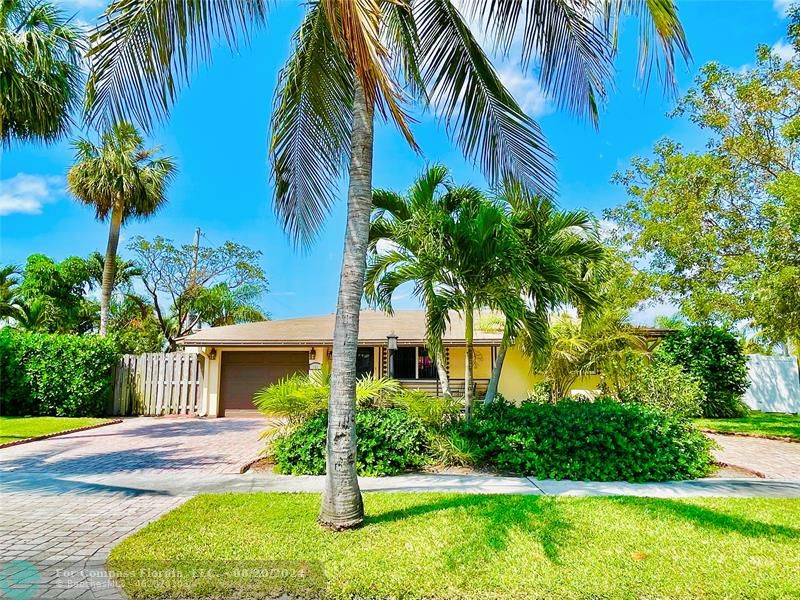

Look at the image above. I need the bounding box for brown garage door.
[221,351,308,413]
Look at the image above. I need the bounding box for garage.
[220,351,308,414]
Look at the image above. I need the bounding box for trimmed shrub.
[462,398,714,481]
[0,329,119,417]
[614,358,706,418]
[271,408,428,476]
[656,326,749,418]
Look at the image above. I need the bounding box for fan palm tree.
[0,0,83,147]
[83,0,688,529]
[482,181,605,404]
[67,121,176,337]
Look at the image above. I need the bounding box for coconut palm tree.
[83,0,688,529]
[67,121,176,337]
[0,0,83,147]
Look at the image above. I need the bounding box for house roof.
[177,310,505,347]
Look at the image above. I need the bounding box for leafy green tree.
[15,254,95,333]
[129,236,268,350]
[193,283,267,327]
[12,298,51,332]
[0,0,83,147]
[68,121,176,337]
[609,13,800,351]
[84,0,688,529]
[108,294,165,354]
[85,251,142,295]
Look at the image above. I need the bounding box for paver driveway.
[708,433,800,479]
[0,417,266,599]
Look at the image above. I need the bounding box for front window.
[394,347,437,379]
[356,347,374,379]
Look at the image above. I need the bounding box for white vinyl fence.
[113,352,203,416]
[744,354,800,414]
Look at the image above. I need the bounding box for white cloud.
[774,0,793,16]
[496,64,552,118]
[0,174,63,216]
[771,40,796,61]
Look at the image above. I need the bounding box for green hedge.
[272,408,428,476]
[656,326,750,418]
[0,329,119,417]
[462,398,715,482]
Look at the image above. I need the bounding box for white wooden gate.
[113,352,203,416]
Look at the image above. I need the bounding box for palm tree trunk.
[484,343,507,405]
[319,81,373,530]
[436,357,450,397]
[464,304,474,420]
[99,196,123,336]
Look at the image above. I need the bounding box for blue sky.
[1,0,794,321]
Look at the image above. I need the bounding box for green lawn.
[109,492,800,599]
[695,411,800,441]
[0,416,113,445]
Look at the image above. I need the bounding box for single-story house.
[177,310,668,417]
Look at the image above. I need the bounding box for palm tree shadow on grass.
[364,494,571,564]
[607,497,799,540]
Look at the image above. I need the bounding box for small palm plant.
[254,366,401,439]
[67,121,176,336]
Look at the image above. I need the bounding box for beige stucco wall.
[195,342,605,415]
[496,347,602,402]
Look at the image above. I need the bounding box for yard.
[695,411,800,441]
[0,416,113,445]
[109,492,800,599]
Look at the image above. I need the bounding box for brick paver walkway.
[0,417,266,599]
[708,433,800,479]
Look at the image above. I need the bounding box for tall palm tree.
[67,121,176,337]
[367,164,455,395]
[367,173,529,418]
[482,182,605,404]
[83,0,688,529]
[86,251,142,295]
[0,0,83,147]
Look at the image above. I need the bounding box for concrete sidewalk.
[6,470,799,499]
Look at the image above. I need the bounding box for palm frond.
[414,0,555,194]
[269,3,354,246]
[322,0,418,147]
[85,0,268,129]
